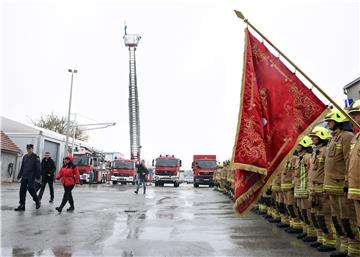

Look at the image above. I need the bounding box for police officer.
[14,144,41,211]
[347,100,360,257]
[38,152,56,203]
[324,108,354,257]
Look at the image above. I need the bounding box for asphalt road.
[1,182,329,257]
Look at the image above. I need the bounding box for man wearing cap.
[14,144,41,211]
[38,152,56,203]
[347,100,360,257]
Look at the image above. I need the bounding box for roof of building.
[1,131,22,153]
[343,77,360,90]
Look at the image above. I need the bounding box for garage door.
[44,140,59,165]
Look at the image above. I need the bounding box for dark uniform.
[135,163,149,194]
[15,152,41,210]
[38,157,56,202]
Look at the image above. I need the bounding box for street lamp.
[65,69,78,155]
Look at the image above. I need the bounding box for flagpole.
[234,10,360,130]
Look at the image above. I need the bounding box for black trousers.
[38,177,54,200]
[60,185,74,208]
[19,178,39,205]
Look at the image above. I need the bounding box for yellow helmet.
[324,109,348,123]
[299,136,312,148]
[309,126,330,140]
[348,100,360,115]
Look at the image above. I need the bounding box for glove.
[17,175,21,180]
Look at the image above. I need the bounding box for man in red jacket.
[55,155,80,213]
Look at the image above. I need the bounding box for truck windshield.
[197,160,217,169]
[73,155,89,166]
[156,159,178,167]
[112,161,134,169]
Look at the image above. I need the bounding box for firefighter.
[269,172,282,223]
[279,155,297,229]
[14,144,41,211]
[135,160,149,194]
[291,136,313,237]
[324,108,354,257]
[308,126,337,252]
[347,100,360,257]
[55,155,80,213]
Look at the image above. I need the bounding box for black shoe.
[302,236,317,242]
[269,219,281,223]
[66,207,74,212]
[14,205,25,211]
[297,233,307,239]
[264,214,272,220]
[310,242,322,248]
[287,228,302,234]
[330,251,348,257]
[49,199,54,203]
[317,245,336,252]
[55,207,62,213]
[35,200,41,209]
[134,191,138,194]
[277,223,290,228]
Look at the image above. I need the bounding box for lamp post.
[65,69,78,155]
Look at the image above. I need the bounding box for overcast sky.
[1,0,359,169]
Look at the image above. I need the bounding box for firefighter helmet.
[348,100,360,115]
[309,126,330,140]
[299,136,312,148]
[324,109,348,123]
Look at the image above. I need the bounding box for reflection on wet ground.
[2,183,329,256]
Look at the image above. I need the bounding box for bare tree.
[32,113,89,141]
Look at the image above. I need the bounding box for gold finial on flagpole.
[234,10,245,20]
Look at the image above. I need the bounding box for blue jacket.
[18,153,41,180]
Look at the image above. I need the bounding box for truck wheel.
[154,182,158,187]
[132,181,135,185]
[112,181,118,185]
[174,182,179,188]
[194,183,199,188]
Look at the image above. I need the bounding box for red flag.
[232,29,328,214]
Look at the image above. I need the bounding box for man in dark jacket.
[14,144,41,211]
[38,152,56,202]
[135,160,149,194]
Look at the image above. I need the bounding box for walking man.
[135,160,149,194]
[14,144,41,211]
[38,152,56,203]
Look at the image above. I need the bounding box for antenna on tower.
[124,21,127,36]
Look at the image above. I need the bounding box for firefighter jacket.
[308,144,327,195]
[281,155,296,191]
[56,164,80,187]
[18,153,41,180]
[272,171,282,192]
[324,129,353,195]
[348,132,360,200]
[294,151,311,198]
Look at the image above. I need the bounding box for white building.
[1,116,122,178]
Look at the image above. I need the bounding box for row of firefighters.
[214,101,360,257]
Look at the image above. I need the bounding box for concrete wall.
[1,151,18,182]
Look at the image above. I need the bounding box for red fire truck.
[73,148,107,184]
[153,155,182,187]
[110,158,136,185]
[192,155,217,187]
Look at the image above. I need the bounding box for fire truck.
[110,158,136,185]
[153,155,182,187]
[73,147,107,184]
[192,155,217,187]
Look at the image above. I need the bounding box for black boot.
[302,236,317,242]
[49,198,54,203]
[55,205,64,213]
[310,242,322,248]
[67,206,75,212]
[14,204,25,211]
[286,228,303,234]
[297,233,307,239]
[277,223,290,228]
[317,245,336,252]
[35,200,41,209]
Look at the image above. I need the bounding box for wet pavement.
[1,183,329,257]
